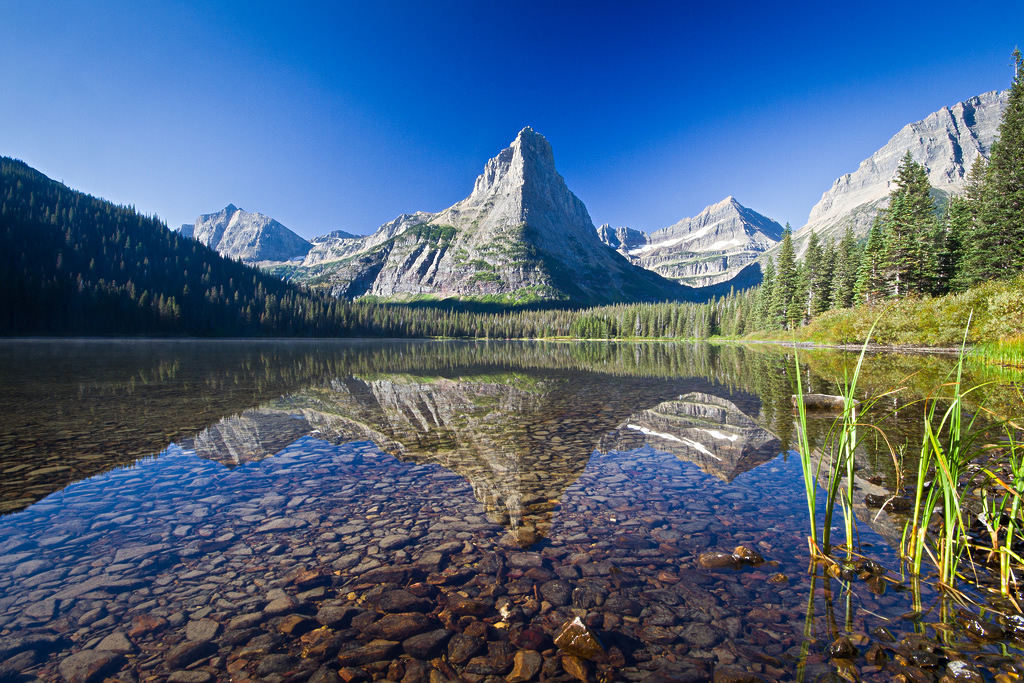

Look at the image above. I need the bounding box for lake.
[0,340,1021,683]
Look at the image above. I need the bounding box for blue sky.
[2,1,1023,239]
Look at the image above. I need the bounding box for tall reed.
[905,320,985,587]
[793,321,890,559]
[978,425,1024,599]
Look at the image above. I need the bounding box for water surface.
[1,340,1021,683]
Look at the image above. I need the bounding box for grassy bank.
[745,275,1024,364]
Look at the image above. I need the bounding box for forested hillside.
[0,158,362,336]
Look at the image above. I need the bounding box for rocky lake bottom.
[1,340,1023,683]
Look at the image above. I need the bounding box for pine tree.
[831,226,859,309]
[756,257,777,329]
[856,215,888,305]
[815,238,836,315]
[798,231,822,322]
[964,49,1024,282]
[881,152,936,297]
[939,195,970,293]
[772,226,800,329]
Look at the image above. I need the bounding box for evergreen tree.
[798,230,822,322]
[815,238,836,315]
[830,226,859,309]
[771,226,801,329]
[855,215,888,305]
[756,257,777,330]
[881,152,936,297]
[963,49,1024,283]
[958,157,994,288]
[939,194,970,293]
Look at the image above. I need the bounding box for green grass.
[754,274,1024,347]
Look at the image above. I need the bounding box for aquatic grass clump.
[903,319,994,591]
[793,320,902,560]
[972,334,1024,369]
[977,423,1024,601]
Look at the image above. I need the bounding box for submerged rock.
[554,617,604,660]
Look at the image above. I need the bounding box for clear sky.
[2,1,1023,239]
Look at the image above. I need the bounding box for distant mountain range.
[181,90,1009,297]
[597,197,784,287]
[183,128,693,305]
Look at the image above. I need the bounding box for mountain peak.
[795,89,1009,249]
[709,196,740,212]
[223,203,239,214]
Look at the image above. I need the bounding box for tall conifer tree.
[964,49,1024,282]
[856,216,887,305]
[831,226,859,309]
[771,226,800,329]
[756,257,777,330]
[815,238,836,315]
[881,152,936,297]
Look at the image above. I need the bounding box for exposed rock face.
[290,128,687,304]
[596,224,648,253]
[790,90,1009,253]
[180,205,312,263]
[597,198,782,288]
[301,216,431,268]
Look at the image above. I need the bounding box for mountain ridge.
[597,196,783,287]
[786,89,1009,254]
[181,204,312,263]
[279,127,694,305]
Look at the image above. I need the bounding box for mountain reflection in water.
[179,376,779,548]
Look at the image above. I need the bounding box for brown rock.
[639,625,677,646]
[290,568,332,590]
[95,631,135,654]
[713,667,768,683]
[365,589,433,613]
[336,639,400,666]
[367,612,434,640]
[447,634,485,665]
[165,640,216,669]
[278,614,317,635]
[560,655,593,682]
[553,617,603,660]
[827,636,858,659]
[447,596,491,616]
[58,650,122,683]
[402,629,453,659]
[696,551,737,570]
[731,546,765,565]
[507,649,542,682]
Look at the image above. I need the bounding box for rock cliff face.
[290,128,687,304]
[180,205,312,263]
[790,90,1008,253]
[598,198,783,287]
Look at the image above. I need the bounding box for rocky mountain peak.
[469,126,558,203]
[598,197,781,288]
[185,205,311,263]
[789,89,1009,252]
[292,128,686,304]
